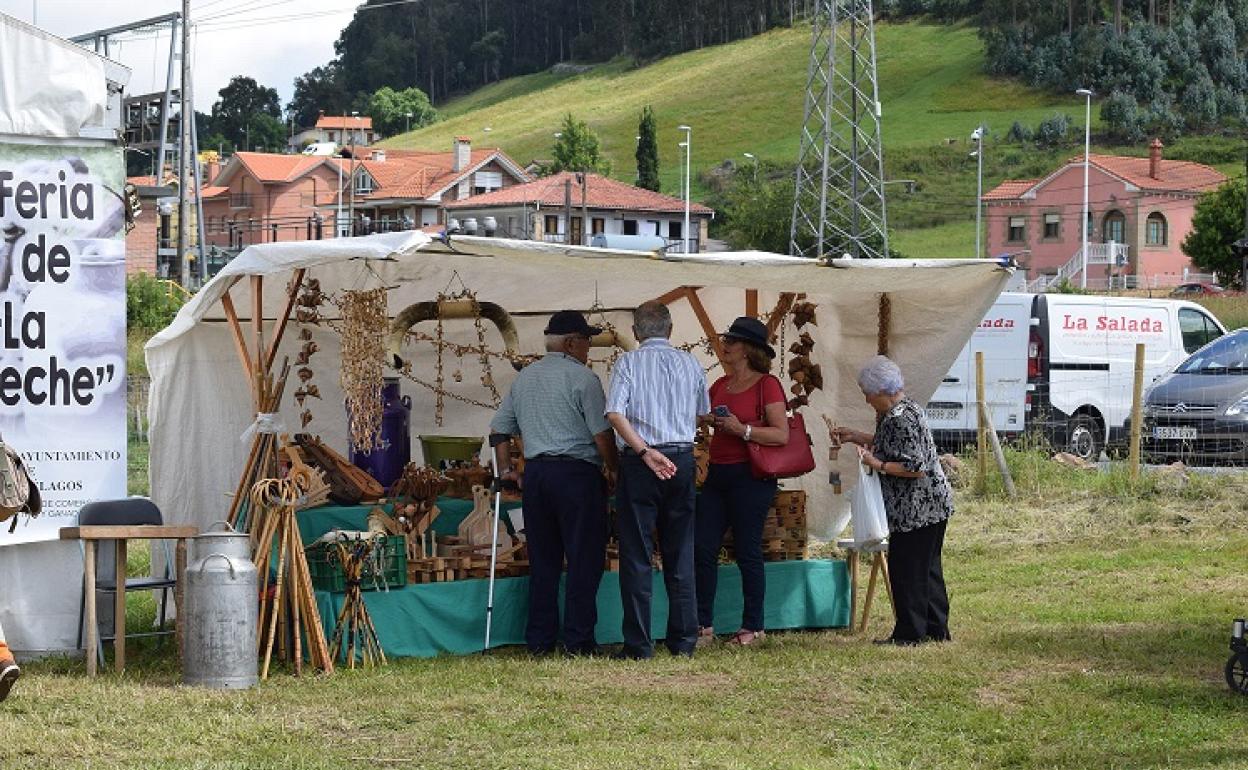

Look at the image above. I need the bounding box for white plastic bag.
[851,461,889,546]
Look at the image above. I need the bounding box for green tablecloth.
[297,496,520,543]
[313,560,849,659]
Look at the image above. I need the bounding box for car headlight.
[1227,396,1248,417]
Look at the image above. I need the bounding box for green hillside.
[386,22,1068,196]
[385,20,1242,257]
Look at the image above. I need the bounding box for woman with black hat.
[694,316,790,647]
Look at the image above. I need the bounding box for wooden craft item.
[282,443,331,510]
[457,484,512,551]
[294,433,385,504]
[444,459,492,499]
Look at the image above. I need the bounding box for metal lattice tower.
[790,0,888,260]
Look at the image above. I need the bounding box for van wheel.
[1067,415,1102,463]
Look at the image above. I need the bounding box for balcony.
[229,193,254,209]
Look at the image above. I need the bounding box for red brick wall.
[125,206,159,275]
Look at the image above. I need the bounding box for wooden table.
[60,525,199,676]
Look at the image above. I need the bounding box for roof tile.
[444,171,713,215]
[983,152,1227,200]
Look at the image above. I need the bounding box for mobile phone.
[712,405,731,418]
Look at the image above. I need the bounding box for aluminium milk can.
[182,544,258,689]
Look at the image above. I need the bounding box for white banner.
[0,142,127,545]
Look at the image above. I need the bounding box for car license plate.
[1153,426,1197,440]
[927,407,961,422]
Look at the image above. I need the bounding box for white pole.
[337,158,343,237]
[1078,89,1093,289]
[973,127,983,259]
[679,125,691,253]
[483,454,503,652]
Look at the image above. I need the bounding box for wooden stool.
[837,538,895,634]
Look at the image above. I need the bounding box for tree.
[365,86,438,137]
[246,114,287,153]
[1182,179,1246,288]
[718,164,793,253]
[210,76,282,150]
[635,106,660,192]
[550,113,611,175]
[288,64,350,129]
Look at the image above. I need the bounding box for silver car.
[1141,329,1248,465]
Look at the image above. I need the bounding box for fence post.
[1129,342,1145,483]
[976,351,988,495]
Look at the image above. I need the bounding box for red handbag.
[746,376,816,480]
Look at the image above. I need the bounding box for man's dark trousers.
[522,457,608,654]
[616,448,698,657]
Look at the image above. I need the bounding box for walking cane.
[484,454,505,652]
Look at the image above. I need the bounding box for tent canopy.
[147,232,1013,538]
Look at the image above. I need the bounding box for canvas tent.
[147,231,1012,539]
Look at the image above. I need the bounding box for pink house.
[982,140,1226,288]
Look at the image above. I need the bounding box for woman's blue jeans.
[694,462,777,631]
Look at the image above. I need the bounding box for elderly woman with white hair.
[834,355,954,646]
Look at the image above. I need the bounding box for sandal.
[695,626,716,649]
[726,629,766,646]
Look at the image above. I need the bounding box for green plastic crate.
[306,535,407,593]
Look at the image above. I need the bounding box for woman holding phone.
[694,317,790,647]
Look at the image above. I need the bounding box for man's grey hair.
[857,355,905,396]
[545,333,574,352]
[633,301,672,340]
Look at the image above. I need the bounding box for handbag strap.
[754,374,787,423]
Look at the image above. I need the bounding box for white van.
[927,292,1226,460]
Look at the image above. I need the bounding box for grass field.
[386,22,1069,200]
[8,455,1248,769]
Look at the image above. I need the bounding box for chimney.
[453,136,471,172]
[1149,138,1163,180]
[372,149,386,163]
[205,158,220,185]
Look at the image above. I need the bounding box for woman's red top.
[708,374,786,464]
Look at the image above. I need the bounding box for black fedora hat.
[544,310,602,337]
[721,316,775,359]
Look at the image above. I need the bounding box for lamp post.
[970,126,983,259]
[349,111,360,236]
[743,152,758,183]
[405,111,413,133]
[1077,88,1094,288]
[678,124,691,253]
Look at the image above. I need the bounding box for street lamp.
[349,111,360,235]
[1076,88,1094,288]
[678,124,691,253]
[405,111,413,133]
[970,126,984,259]
[743,152,758,182]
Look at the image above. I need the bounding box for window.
[1103,210,1125,244]
[591,217,605,234]
[354,171,373,194]
[1146,212,1168,246]
[1179,308,1223,354]
[1007,216,1025,243]
[669,221,682,239]
[544,214,559,235]
[622,219,638,235]
[1043,213,1060,239]
[651,221,661,236]
[473,171,503,196]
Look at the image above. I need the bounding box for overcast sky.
[0,0,356,114]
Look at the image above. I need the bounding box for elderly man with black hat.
[694,316,790,648]
[490,310,618,656]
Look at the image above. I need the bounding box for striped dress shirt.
[605,337,710,448]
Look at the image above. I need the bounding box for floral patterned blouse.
[872,397,954,533]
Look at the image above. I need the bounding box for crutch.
[484,454,504,652]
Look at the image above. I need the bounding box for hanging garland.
[338,287,388,452]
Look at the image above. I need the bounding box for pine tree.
[636,106,660,191]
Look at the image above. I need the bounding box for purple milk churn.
[349,377,411,487]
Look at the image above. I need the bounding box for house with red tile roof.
[199,138,529,248]
[443,171,715,252]
[982,140,1226,289]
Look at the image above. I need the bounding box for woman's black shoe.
[872,636,921,647]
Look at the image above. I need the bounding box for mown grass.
[5,453,1248,769]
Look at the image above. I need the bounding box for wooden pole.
[1129,342,1145,484]
[265,268,306,372]
[975,351,988,495]
[979,401,1017,497]
[745,289,759,318]
[684,287,726,366]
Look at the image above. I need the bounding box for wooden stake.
[975,351,988,495]
[1129,342,1145,484]
[265,268,306,373]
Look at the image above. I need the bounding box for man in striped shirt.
[606,301,710,658]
